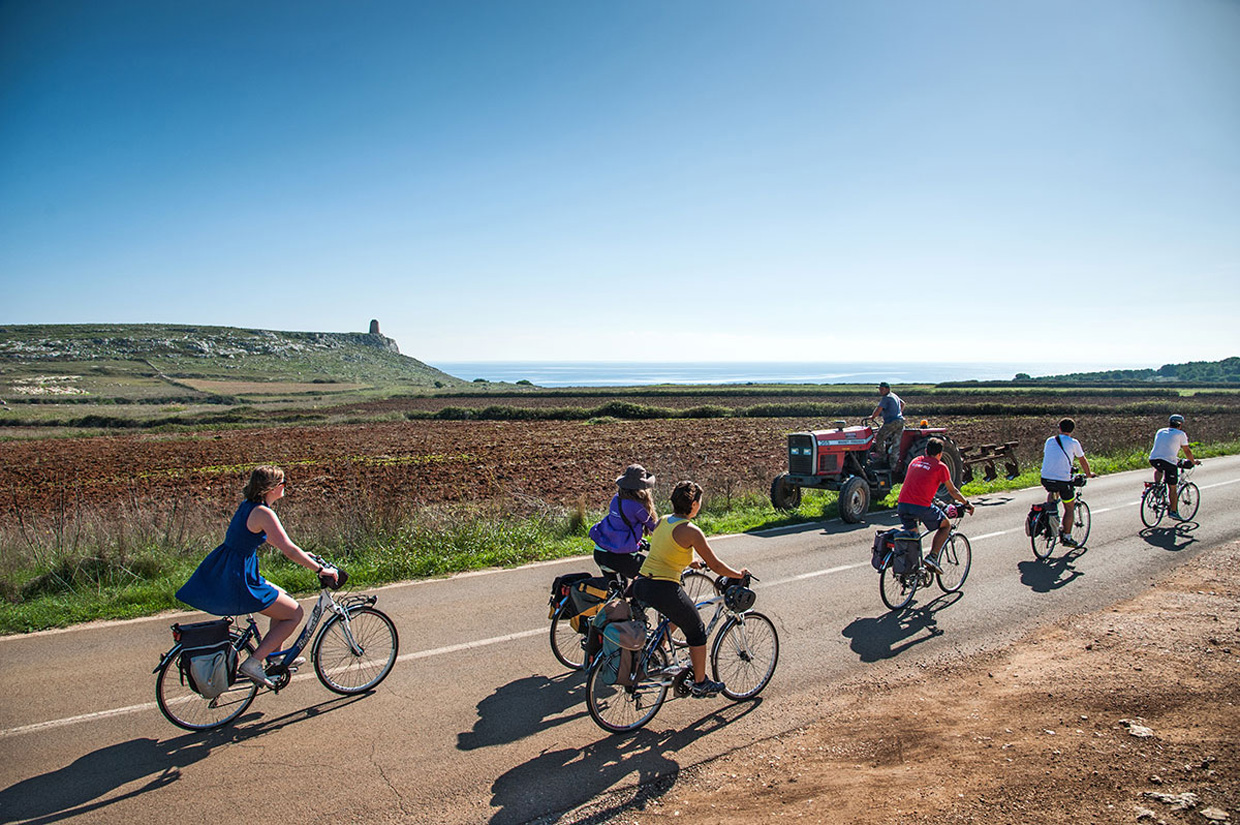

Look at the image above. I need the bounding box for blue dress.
[176,500,280,616]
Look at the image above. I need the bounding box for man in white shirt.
[1040,418,1095,547]
[1148,414,1198,520]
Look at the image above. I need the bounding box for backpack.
[871,528,898,570]
[592,597,647,686]
[567,576,612,632]
[175,618,236,699]
[891,529,921,575]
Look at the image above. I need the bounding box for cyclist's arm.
[249,506,339,583]
[1182,444,1197,463]
[943,477,973,512]
[1078,455,1094,477]
[676,522,747,579]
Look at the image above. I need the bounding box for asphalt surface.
[2,457,1238,824]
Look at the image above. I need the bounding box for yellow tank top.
[640,516,693,582]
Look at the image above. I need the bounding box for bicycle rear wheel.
[550,602,585,670]
[670,570,716,647]
[936,533,972,593]
[156,632,257,731]
[1140,487,1164,528]
[586,647,669,734]
[1070,501,1091,547]
[1031,516,1056,560]
[1177,482,1200,520]
[313,606,399,695]
[879,561,917,612]
[711,611,779,700]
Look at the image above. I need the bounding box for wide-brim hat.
[616,464,655,490]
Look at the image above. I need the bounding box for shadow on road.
[1140,521,1200,552]
[840,591,962,663]
[487,698,760,825]
[457,671,587,750]
[0,695,366,824]
[1017,545,1088,593]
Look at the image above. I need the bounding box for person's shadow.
[1140,520,1199,552]
[840,592,961,663]
[1018,544,1087,593]
[457,671,588,751]
[0,695,366,824]
[488,699,760,825]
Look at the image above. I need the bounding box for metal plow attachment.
[959,441,1020,483]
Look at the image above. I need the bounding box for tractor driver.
[870,381,905,469]
[895,438,972,573]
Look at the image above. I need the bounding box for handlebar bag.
[174,619,235,699]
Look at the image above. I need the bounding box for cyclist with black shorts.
[1040,418,1095,547]
[633,480,748,698]
[1148,414,1198,520]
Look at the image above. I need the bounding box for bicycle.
[877,502,972,612]
[1141,459,1200,527]
[1028,474,1091,560]
[549,561,715,670]
[585,574,779,734]
[154,557,399,731]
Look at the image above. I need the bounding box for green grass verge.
[3,439,1237,635]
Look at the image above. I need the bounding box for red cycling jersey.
[898,455,950,507]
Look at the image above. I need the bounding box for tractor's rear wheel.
[770,474,802,512]
[904,438,964,496]
[837,476,870,523]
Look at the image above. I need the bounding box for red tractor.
[769,418,1018,523]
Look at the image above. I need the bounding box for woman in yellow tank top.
[634,480,749,698]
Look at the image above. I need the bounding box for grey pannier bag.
[593,597,647,686]
[175,618,236,700]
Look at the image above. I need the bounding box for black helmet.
[724,584,756,613]
[1169,414,1185,426]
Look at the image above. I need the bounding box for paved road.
[2,458,1238,824]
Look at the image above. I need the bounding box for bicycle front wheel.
[880,561,917,612]
[156,633,258,731]
[936,533,972,593]
[1140,487,1164,528]
[711,611,779,700]
[313,606,399,695]
[1070,501,1091,547]
[586,646,669,734]
[1177,482,1200,520]
[550,602,585,670]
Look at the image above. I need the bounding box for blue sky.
[2,0,1237,368]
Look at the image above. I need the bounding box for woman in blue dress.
[176,466,337,687]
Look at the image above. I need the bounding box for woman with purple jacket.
[589,464,659,580]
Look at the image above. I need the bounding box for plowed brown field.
[3,408,1238,522]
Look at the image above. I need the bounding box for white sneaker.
[238,656,274,688]
[267,655,306,670]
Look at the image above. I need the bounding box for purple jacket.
[588,495,657,554]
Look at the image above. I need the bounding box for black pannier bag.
[891,529,921,574]
[548,572,592,619]
[1025,503,1045,537]
[872,528,898,570]
[175,618,235,699]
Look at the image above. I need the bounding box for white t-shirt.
[1042,434,1084,481]
[1149,427,1189,463]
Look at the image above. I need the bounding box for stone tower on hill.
[369,319,381,335]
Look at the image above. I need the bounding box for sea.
[429,361,1138,388]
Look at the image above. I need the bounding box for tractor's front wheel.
[770,474,802,512]
[837,476,870,523]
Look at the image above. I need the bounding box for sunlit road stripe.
[8,475,1239,740]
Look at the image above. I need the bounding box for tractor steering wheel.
[861,415,879,428]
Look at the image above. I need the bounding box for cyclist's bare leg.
[928,519,951,560]
[689,644,708,683]
[1169,481,1180,513]
[1063,499,1076,537]
[251,589,303,660]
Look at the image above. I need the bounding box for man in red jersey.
[895,438,972,573]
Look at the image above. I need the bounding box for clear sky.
[2,0,1237,367]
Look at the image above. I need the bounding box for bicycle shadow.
[840,592,962,663]
[1017,545,1088,593]
[0,695,366,824]
[457,671,587,751]
[1139,520,1200,552]
[487,698,760,825]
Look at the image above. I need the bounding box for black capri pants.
[632,576,707,647]
[593,548,646,581]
